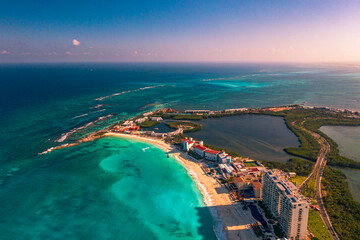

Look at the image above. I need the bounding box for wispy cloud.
[65,51,73,56]
[72,39,81,46]
[1,50,9,55]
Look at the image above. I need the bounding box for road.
[291,120,340,240]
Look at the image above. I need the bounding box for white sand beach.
[105,132,261,240]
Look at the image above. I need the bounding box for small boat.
[142,147,150,152]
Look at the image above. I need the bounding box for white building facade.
[205,149,220,161]
[193,145,207,158]
[262,170,309,240]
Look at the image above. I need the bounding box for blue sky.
[1,0,360,62]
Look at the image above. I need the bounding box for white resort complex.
[262,170,309,240]
[181,138,232,163]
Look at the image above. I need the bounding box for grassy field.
[172,114,204,120]
[308,209,332,240]
[140,120,159,128]
[289,175,307,186]
[243,162,258,167]
[165,121,202,133]
[303,174,317,201]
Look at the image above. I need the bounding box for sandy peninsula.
[105,132,261,240]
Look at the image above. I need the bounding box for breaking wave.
[72,113,89,119]
[95,85,164,101]
[56,114,112,143]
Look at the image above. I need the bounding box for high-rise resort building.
[262,170,309,240]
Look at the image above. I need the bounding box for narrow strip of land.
[292,120,339,240]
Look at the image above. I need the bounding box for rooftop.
[265,170,308,205]
[234,177,245,183]
[252,181,262,190]
[205,149,220,155]
[194,144,207,151]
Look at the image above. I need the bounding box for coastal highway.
[292,120,340,240]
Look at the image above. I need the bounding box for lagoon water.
[188,115,299,162]
[1,63,360,239]
[320,126,360,202]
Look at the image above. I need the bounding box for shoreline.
[105,132,260,240]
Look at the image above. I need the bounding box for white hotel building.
[262,170,309,240]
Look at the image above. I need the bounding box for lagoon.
[320,126,360,202]
[188,115,299,163]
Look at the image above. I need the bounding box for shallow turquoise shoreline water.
[0,136,217,240]
[2,63,360,238]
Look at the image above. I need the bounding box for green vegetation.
[169,133,188,144]
[172,114,204,120]
[289,175,307,186]
[94,131,106,137]
[257,200,275,220]
[162,107,360,239]
[303,174,316,200]
[261,108,360,168]
[166,107,360,239]
[262,158,314,176]
[203,143,242,158]
[257,108,360,239]
[140,120,160,128]
[273,224,285,238]
[208,111,246,118]
[303,118,360,168]
[308,209,332,240]
[262,157,314,199]
[165,121,202,133]
[243,162,258,167]
[321,167,360,240]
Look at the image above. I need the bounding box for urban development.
[44,105,360,240]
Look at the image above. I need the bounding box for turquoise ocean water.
[1,63,360,239]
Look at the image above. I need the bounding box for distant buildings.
[135,117,148,124]
[150,117,163,121]
[224,108,248,112]
[262,170,309,240]
[143,128,183,138]
[184,110,210,113]
[122,120,134,126]
[143,112,153,117]
[113,125,139,133]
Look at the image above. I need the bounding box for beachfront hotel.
[181,138,232,163]
[262,170,309,240]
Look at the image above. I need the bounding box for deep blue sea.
[1,63,360,239]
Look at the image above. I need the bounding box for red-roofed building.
[205,149,220,161]
[251,181,262,198]
[193,144,207,158]
[234,177,250,190]
[181,138,196,151]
